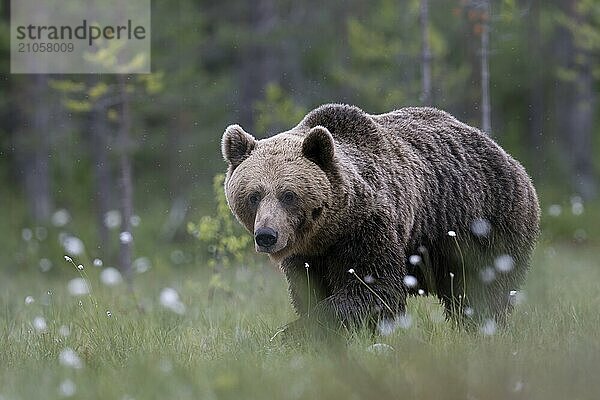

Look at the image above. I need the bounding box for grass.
[1,241,600,400]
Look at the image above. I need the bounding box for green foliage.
[2,244,600,399]
[253,83,307,134]
[188,174,252,270]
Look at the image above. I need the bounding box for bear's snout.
[255,227,278,250]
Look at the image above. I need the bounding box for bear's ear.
[302,125,335,170]
[222,124,257,169]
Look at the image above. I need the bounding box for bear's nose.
[255,227,278,248]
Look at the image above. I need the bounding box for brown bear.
[221,104,539,335]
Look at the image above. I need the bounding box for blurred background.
[0,0,598,278]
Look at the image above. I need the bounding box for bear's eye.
[281,191,296,205]
[248,193,261,206]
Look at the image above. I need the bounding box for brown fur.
[222,104,540,334]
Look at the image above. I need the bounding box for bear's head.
[221,124,335,260]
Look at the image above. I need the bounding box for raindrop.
[403,275,418,288]
[408,255,422,265]
[119,231,133,244]
[480,266,496,283]
[470,218,491,237]
[494,254,514,273]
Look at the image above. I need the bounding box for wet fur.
[222,104,540,333]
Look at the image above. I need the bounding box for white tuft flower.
[39,258,53,272]
[348,268,355,274]
[51,209,71,227]
[304,263,309,269]
[480,266,496,283]
[418,289,425,295]
[403,275,418,288]
[64,255,72,262]
[104,210,122,229]
[449,272,455,278]
[159,288,185,315]
[130,215,141,227]
[25,296,35,305]
[33,316,47,332]
[408,255,422,265]
[67,278,90,296]
[133,257,151,274]
[58,325,70,337]
[447,230,457,237]
[106,310,112,318]
[77,264,84,271]
[93,258,103,267]
[62,236,85,256]
[59,379,76,397]
[119,231,133,244]
[59,348,83,369]
[22,228,33,241]
[366,343,395,354]
[100,267,123,286]
[480,319,497,336]
[548,204,562,217]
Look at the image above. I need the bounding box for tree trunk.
[16,75,53,223]
[87,99,112,255]
[419,0,432,106]
[527,0,544,179]
[237,0,278,129]
[480,0,491,135]
[117,76,134,282]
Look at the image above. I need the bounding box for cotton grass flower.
[67,278,90,296]
[62,236,85,256]
[33,316,47,333]
[93,258,103,267]
[25,296,35,305]
[159,288,185,315]
[494,254,514,273]
[59,347,83,369]
[366,343,395,354]
[480,319,497,336]
[51,209,71,227]
[100,267,123,286]
[59,379,76,397]
[447,230,456,237]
